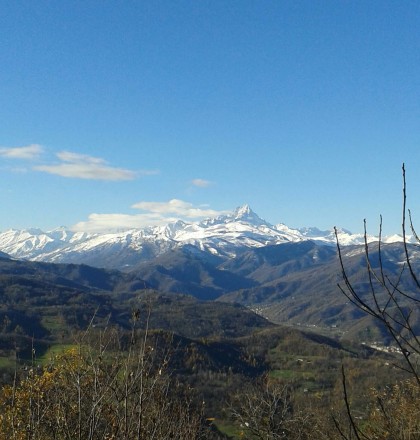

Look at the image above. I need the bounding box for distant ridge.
[0,215,418,342]
[0,205,410,270]
[0,250,10,259]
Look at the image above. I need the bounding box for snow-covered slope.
[0,205,410,269]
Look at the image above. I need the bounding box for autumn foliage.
[0,329,206,440]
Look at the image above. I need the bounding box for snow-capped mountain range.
[0,205,410,270]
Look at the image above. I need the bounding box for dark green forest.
[0,248,418,439]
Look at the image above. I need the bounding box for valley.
[1,206,417,340]
[0,207,419,438]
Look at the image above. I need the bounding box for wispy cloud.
[34,151,138,181]
[191,178,212,188]
[72,213,177,233]
[0,144,44,160]
[72,199,229,233]
[1,145,158,181]
[132,199,224,218]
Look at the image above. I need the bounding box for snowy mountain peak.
[232,205,268,226]
[234,204,253,217]
[0,205,411,269]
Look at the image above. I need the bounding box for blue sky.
[1,1,420,234]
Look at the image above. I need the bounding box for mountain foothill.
[0,205,417,343]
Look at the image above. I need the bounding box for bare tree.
[333,164,420,439]
[229,377,315,440]
[335,164,420,383]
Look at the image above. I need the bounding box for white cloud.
[71,199,229,233]
[1,145,158,181]
[132,199,225,218]
[191,178,212,188]
[71,213,178,233]
[34,150,138,181]
[0,144,44,160]
[56,151,104,164]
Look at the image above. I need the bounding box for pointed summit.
[233,205,270,226]
[234,204,253,217]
